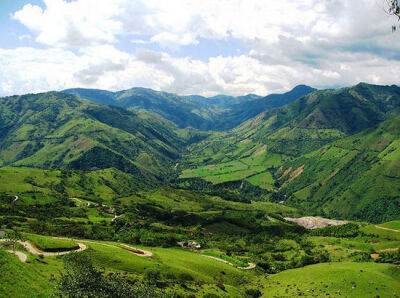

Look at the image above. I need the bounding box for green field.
[23,233,79,251]
[361,224,400,241]
[379,221,400,230]
[262,262,400,297]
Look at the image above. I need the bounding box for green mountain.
[210,85,316,130]
[64,87,221,130]
[1,83,400,297]
[184,93,262,108]
[0,92,185,188]
[180,83,400,221]
[1,82,399,220]
[64,85,314,131]
[187,83,400,160]
[276,115,400,223]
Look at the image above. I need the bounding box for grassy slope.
[261,262,400,297]
[23,233,78,251]
[180,83,400,195]
[180,84,400,222]
[0,235,251,297]
[280,115,400,222]
[0,92,185,187]
[1,230,399,297]
[0,166,148,204]
[378,221,400,230]
[0,250,61,297]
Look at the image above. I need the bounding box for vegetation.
[23,233,78,252]
[0,83,399,297]
[56,253,162,298]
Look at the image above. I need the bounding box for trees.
[56,253,163,297]
[386,0,400,31]
[6,230,24,253]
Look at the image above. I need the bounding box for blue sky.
[0,0,399,96]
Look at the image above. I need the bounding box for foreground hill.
[0,92,185,187]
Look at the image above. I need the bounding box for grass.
[246,171,275,190]
[0,234,253,296]
[83,240,250,285]
[23,233,78,251]
[0,250,62,297]
[378,221,400,230]
[261,262,400,297]
[1,231,399,297]
[202,252,248,267]
[361,225,400,241]
[180,151,282,189]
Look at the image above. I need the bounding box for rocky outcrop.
[284,216,347,229]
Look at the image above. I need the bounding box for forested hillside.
[0,92,185,187]
[181,83,400,221]
[64,85,314,131]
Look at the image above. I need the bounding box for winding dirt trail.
[0,239,87,258]
[379,247,399,252]
[54,237,153,257]
[202,255,256,270]
[374,225,400,233]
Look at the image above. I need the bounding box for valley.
[0,83,399,297]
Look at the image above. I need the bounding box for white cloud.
[13,0,122,47]
[1,0,399,96]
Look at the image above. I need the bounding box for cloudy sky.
[0,0,399,96]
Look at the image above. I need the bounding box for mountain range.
[64,85,315,130]
[1,82,399,222]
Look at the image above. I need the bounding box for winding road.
[0,239,87,261]
[53,237,153,257]
[1,236,255,270]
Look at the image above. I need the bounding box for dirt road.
[7,250,27,262]
[54,237,153,257]
[0,239,87,257]
[374,225,400,233]
[202,255,256,270]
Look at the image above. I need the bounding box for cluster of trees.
[55,253,162,298]
[310,223,361,238]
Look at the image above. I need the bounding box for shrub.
[245,289,262,297]
[177,272,194,281]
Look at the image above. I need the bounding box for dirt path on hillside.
[238,263,256,270]
[81,240,152,257]
[202,255,256,270]
[0,239,87,257]
[7,250,27,262]
[374,225,400,232]
[379,247,399,252]
[54,237,153,257]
